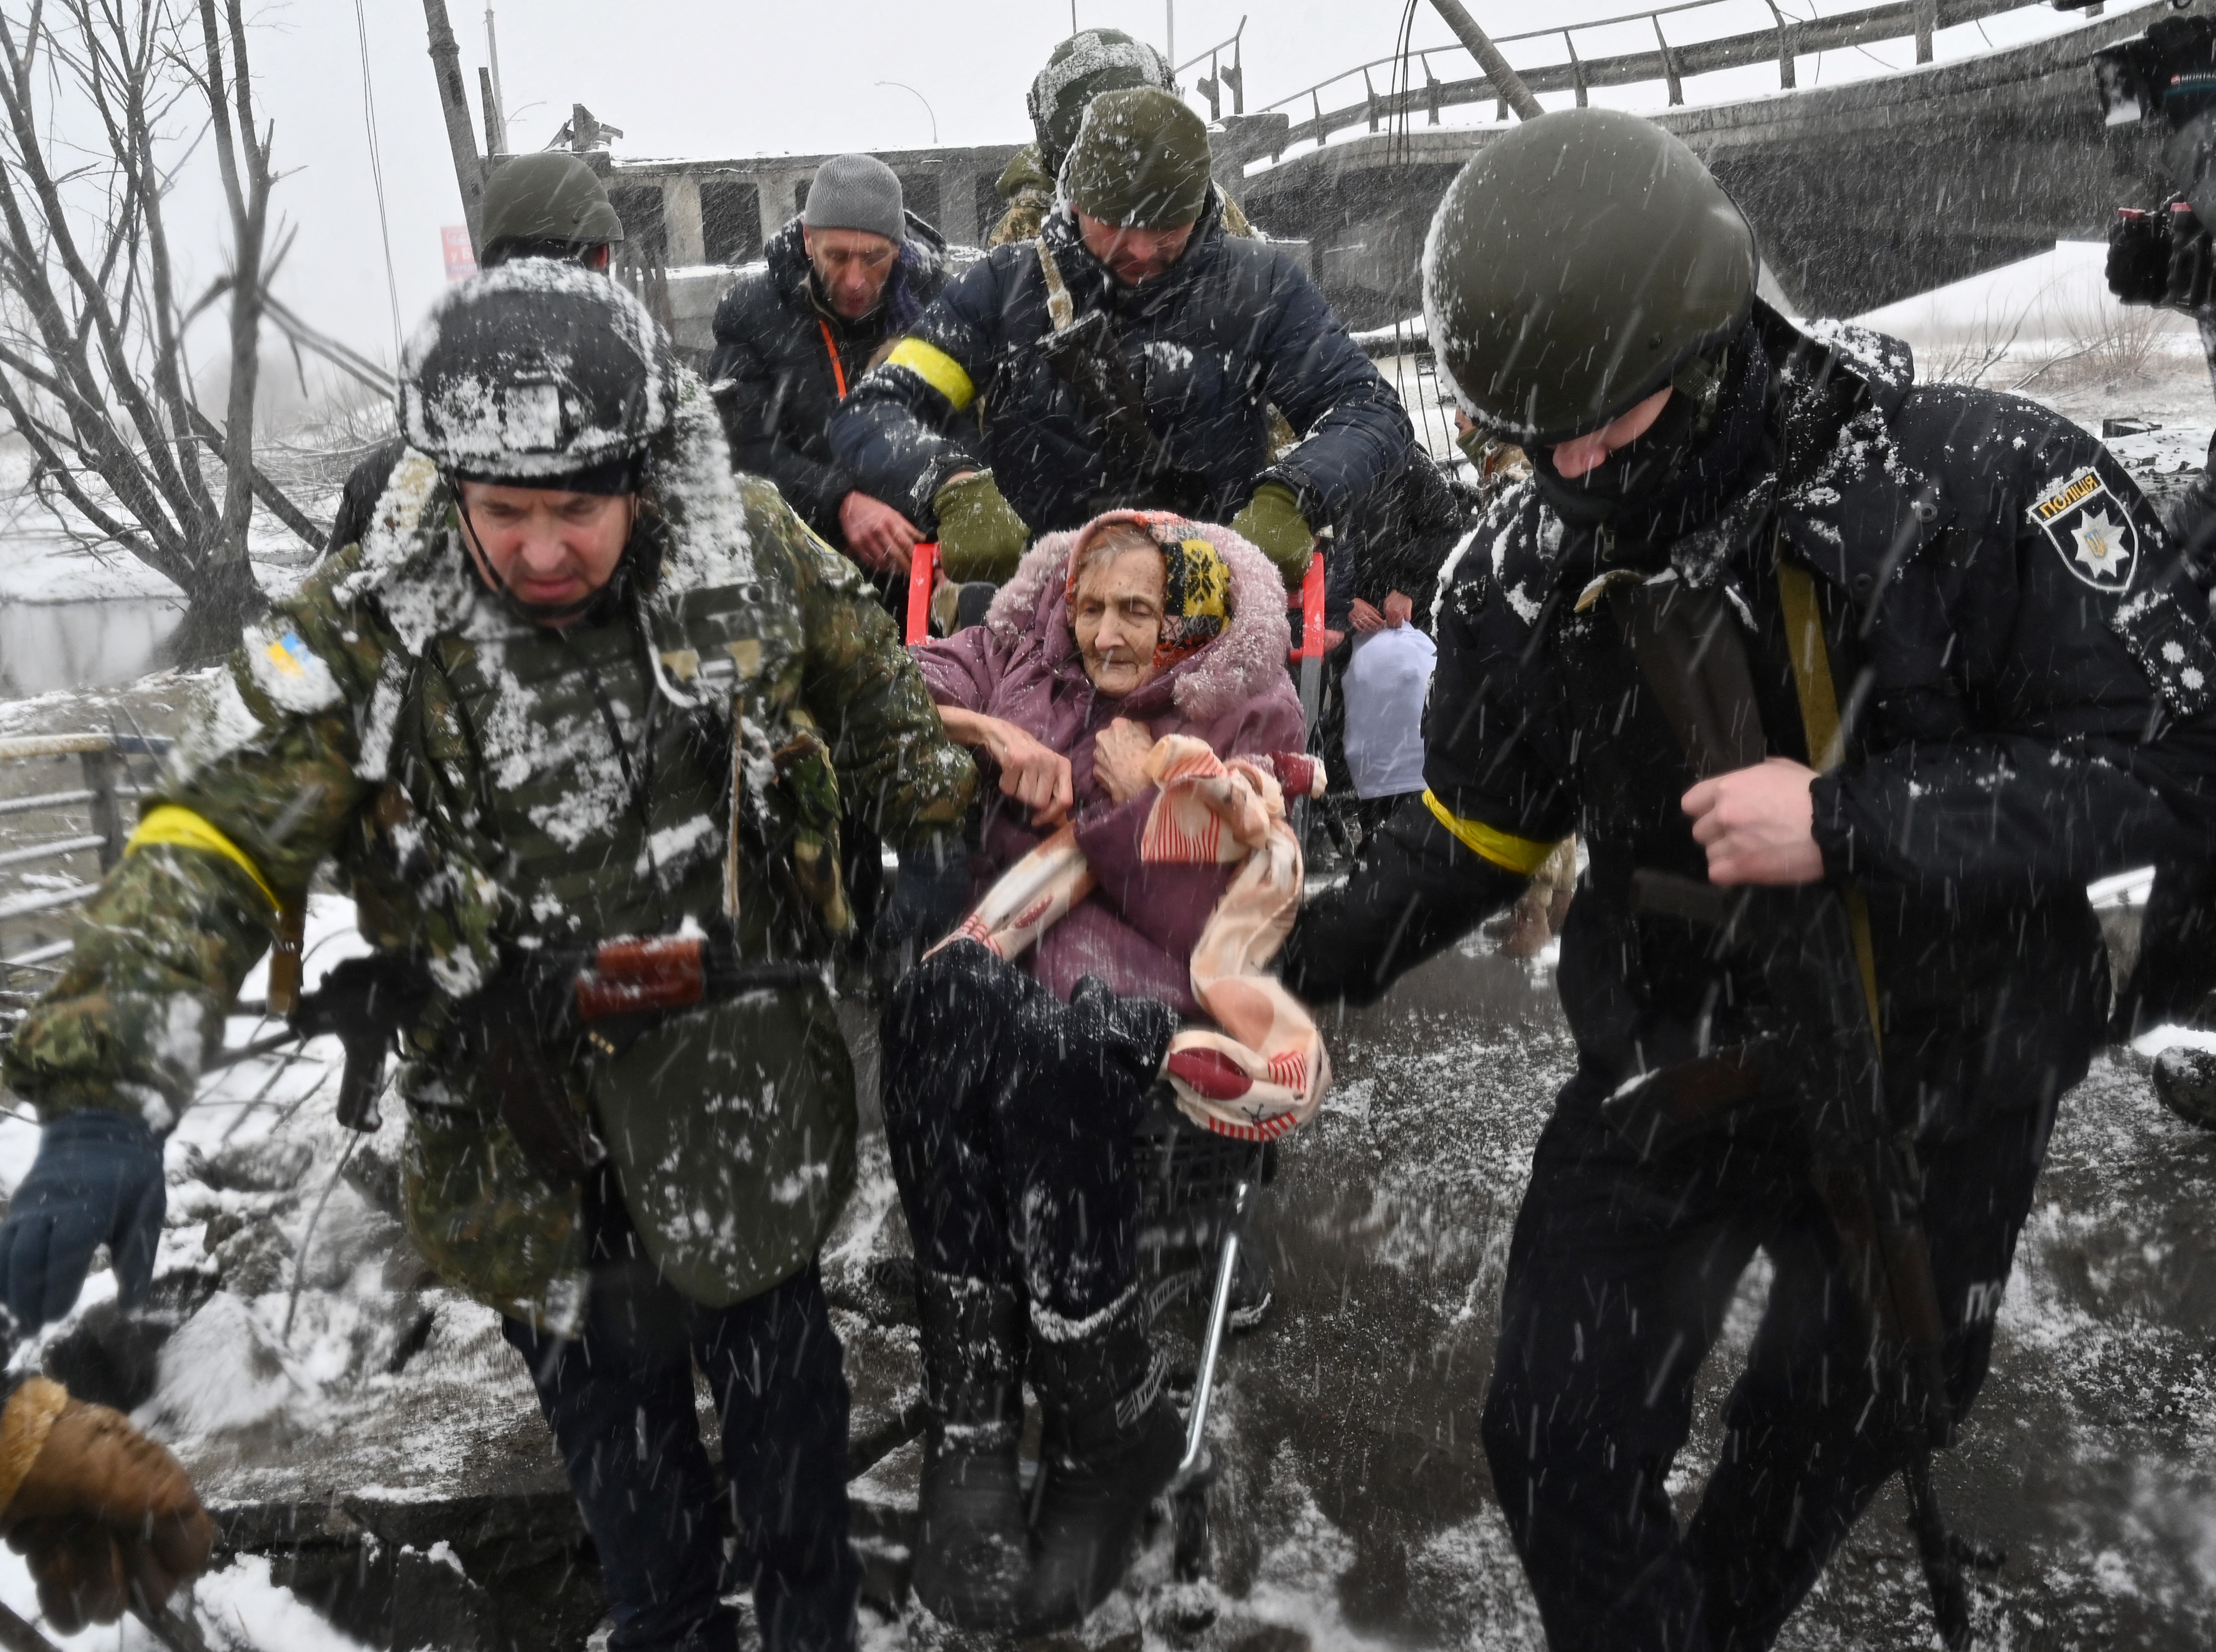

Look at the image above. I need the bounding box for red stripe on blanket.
[1142,812,1222,864]
[1166,1047,1254,1100]
[1197,1108,1303,1143]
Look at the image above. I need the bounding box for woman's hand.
[1383,590,1415,628]
[936,706,1073,826]
[1349,598,1386,634]
[1093,718,1157,806]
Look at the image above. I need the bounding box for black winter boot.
[911,1270,1030,1629]
[1018,1285,1186,1632]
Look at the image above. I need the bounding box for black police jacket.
[825,191,1412,536]
[1288,306,2216,1140]
[706,214,950,550]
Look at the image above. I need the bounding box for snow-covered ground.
[1,220,2216,1650]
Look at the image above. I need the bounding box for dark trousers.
[878,941,1175,1319]
[1480,1069,2055,1652]
[503,1171,860,1652]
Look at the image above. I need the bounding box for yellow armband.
[1421,790,1557,876]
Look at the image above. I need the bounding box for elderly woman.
[881,510,1304,1631]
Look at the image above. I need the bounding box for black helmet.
[1028,28,1177,170]
[1422,108,1757,446]
[480,152,625,262]
[400,260,676,486]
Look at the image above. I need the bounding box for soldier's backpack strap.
[1035,239,1076,333]
[1775,551,1882,1049]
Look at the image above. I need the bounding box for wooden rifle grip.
[576,937,706,1021]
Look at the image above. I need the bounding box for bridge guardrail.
[0,733,171,1026]
[1262,0,2046,152]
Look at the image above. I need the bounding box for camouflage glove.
[933,471,1031,583]
[1232,483,1315,586]
[0,1378,215,1633]
[0,1111,165,1334]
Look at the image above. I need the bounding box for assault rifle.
[278,926,819,1178]
[1604,570,2000,1648]
[1613,873,2004,1650]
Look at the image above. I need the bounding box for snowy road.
[1135,937,2216,1652]
[7,677,2216,1648]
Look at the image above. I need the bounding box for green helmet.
[1422,108,1757,446]
[481,152,626,259]
[1028,28,1176,169]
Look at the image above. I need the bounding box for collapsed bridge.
[545,0,2179,348]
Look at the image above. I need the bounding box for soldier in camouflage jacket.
[1,264,974,1652]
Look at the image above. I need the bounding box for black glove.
[2109,206,2173,305]
[0,1111,164,1334]
[870,836,975,993]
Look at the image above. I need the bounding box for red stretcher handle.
[1291,548,1327,662]
[906,541,940,646]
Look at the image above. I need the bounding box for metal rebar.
[0,734,171,761]
[0,885,96,923]
[0,835,104,873]
[0,1599,62,1652]
[0,790,96,818]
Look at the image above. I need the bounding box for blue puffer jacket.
[827,191,1412,537]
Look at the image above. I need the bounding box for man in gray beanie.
[710,153,952,587]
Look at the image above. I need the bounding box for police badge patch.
[2027,466,2137,594]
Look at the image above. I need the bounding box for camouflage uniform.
[2,375,975,1326]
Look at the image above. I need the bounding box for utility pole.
[1165,0,1174,74]
[484,6,509,154]
[1428,0,1542,121]
[422,0,486,250]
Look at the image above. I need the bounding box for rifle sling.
[1774,552,1883,1048]
[1030,241,1211,514]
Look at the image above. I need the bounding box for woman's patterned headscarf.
[1066,509,1232,673]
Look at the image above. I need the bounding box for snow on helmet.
[400,259,676,485]
[1422,108,1757,446]
[1028,28,1177,170]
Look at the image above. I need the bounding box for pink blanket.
[935,736,1330,1141]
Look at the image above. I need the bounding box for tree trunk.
[162,552,269,665]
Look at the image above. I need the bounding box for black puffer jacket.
[827,192,1411,536]
[1325,443,1473,633]
[706,214,951,551]
[1288,305,2216,1140]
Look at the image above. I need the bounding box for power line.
[352,0,404,392]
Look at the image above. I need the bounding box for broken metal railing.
[1261,0,2036,151]
[0,733,171,1021]
[1176,17,1249,122]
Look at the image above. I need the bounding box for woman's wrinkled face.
[1071,545,1166,697]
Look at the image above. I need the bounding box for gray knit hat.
[803,154,905,244]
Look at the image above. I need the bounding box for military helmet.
[1028,28,1177,167]
[480,152,626,255]
[401,260,676,485]
[1422,108,1757,446]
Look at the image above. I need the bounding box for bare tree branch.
[0,0,290,653]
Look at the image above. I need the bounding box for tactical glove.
[933,472,1031,583]
[0,1378,215,1632]
[870,835,976,994]
[0,1110,165,1335]
[1231,483,1315,585]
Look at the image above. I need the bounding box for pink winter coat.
[915,520,1307,1015]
